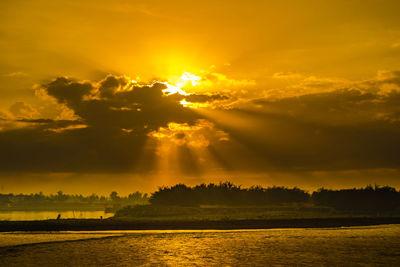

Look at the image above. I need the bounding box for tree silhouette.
[149,182,310,206]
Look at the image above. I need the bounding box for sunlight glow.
[162,72,201,96]
[180,99,209,109]
[162,82,189,95]
[180,72,201,86]
[148,121,230,177]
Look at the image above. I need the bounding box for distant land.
[1,182,400,231]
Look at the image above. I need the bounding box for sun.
[162,72,202,95]
[179,72,201,86]
[162,83,189,95]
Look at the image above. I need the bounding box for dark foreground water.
[1,225,400,266]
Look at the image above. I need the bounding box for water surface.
[0,210,113,221]
[1,225,399,266]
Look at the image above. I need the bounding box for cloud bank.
[1,72,400,178]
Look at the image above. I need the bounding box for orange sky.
[1,0,400,195]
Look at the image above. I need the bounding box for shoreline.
[1,217,400,232]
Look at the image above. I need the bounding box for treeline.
[2,183,400,212]
[149,182,400,211]
[312,185,400,211]
[149,182,309,206]
[0,191,149,210]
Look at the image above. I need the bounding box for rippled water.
[0,210,113,221]
[1,225,400,266]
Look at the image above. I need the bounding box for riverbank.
[1,217,400,232]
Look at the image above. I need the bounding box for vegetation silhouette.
[149,182,310,206]
[148,182,400,211]
[0,191,149,211]
[311,185,400,212]
[1,183,400,214]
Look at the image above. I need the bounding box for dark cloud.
[98,75,129,98]
[43,76,198,132]
[46,77,93,108]
[1,74,400,176]
[185,93,229,103]
[16,118,83,129]
[208,88,400,172]
[0,125,149,172]
[0,75,200,172]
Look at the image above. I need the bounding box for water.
[0,210,113,221]
[1,225,400,266]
